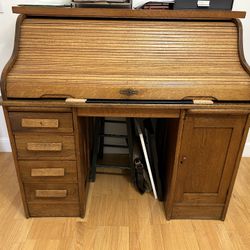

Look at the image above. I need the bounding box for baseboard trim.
[0,137,12,152]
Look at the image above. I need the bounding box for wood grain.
[5,18,250,101]
[9,112,73,133]
[21,118,59,128]
[1,108,30,218]
[27,203,80,217]
[171,205,224,219]
[24,183,79,202]
[31,168,65,177]
[167,114,247,219]
[27,142,62,152]
[2,97,250,111]
[0,152,250,248]
[12,6,246,19]
[77,106,180,118]
[15,134,76,160]
[164,111,186,219]
[221,114,250,219]
[73,113,91,217]
[35,189,67,198]
[19,160,77,183]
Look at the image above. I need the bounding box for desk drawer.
[28,203,80,217]
[24,183,79,203]
[15,134,76,160]
[19,161,77,183]
[9,112,73,133]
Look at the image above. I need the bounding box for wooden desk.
[1,7,250,220]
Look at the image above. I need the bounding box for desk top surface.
[12,6,246,20]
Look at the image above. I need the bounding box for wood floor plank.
[0,153,249,249]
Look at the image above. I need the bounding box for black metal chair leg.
[91,118,133,180]
[90,118,102,182]
[98,118,105,159]
[126,118,135,183]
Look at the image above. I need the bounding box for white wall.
[0,0,19,151]
[0,0,250,155]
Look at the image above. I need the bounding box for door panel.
[184,127,232,193]
[174,114,246,204]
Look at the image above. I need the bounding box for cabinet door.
[174,114,246,205]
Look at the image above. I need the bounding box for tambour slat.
[6,18,250,100]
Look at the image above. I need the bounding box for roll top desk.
[1,6,250,220]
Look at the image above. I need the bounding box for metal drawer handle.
[35,189,67,198]
[31,168,65,177]
[119,88,139,96]
[21,118,59,128]
[27,142,62,152]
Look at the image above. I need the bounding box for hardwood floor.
[0,152,249,250]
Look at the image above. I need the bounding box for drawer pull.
[27,142,62,152]
[31,168,65,177]
[35,189,67,198]
[21,118,59,128]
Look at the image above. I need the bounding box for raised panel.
[174,114,246,205]
[183,127,232,193]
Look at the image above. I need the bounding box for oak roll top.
[2,15,250,101]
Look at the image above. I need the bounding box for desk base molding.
[171,205,224,220]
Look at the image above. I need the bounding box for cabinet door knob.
[180,156,187,165]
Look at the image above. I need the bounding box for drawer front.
[9,112,73,133]
[28,203,80,217]
[24,183,79,202]
[174,0,233,10]
[19,161,77,183]
[15,134,76,160]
